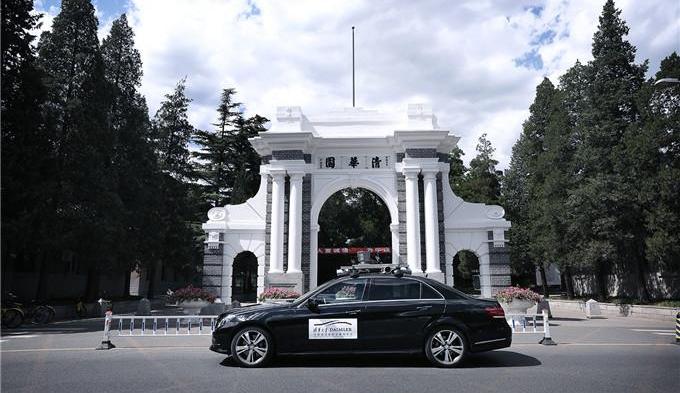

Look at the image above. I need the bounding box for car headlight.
[216,313,246,329]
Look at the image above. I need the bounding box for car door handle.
[416,306,432,311]
[346,309,361,315]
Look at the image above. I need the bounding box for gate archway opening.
[453,250,480,294]
[232,251,258,303]
[317,188,392,285]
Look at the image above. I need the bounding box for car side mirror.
[307,298,320,313]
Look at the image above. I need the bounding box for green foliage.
[449,134,503,205]
[318,188,391,248]
[192,89,267,206]
[505,0,677,302]
[152,78,194,179]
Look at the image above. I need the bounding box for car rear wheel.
[425,327,467,368]
[230,327,273,368]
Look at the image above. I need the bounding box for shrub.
[167,285,216,303]
[258,288,301,302]
[495,286,541,303]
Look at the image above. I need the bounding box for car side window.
[314,279,367,304]
[421,283,443,299]
[368,278,421,301]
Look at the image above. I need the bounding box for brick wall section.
[283,178,289,271]
[202,236,224,296]
[405,148,437,158]
[437,153,450,163]
[488,232,512,290]
[262,155,272,164]
[272,150,305,161]
[397,174,407,261]
[301,174,311,291]
[264,177,272,276]
[396,153,405,162]
[418,175,426,271]
[437,173,446,272]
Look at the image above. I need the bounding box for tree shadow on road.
[219,350,540,369]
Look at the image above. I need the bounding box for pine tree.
[1,0,50,285]
[459,133,502,205]
[101,14,161,294]
[230,114,267,204]
[152,78,194,180]
[639,53,680,281]
[192,88,242,206]
[447,147,466,195]
[37,0,114,299]
[569,0,648,301]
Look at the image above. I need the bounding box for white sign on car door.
[308,318,358,339]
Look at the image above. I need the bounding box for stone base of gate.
[266,272,304,294]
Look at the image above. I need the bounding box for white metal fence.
[97,313,219,349]
[505,310,556,345]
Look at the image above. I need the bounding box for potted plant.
[258,288,301,304]
[167,285,216,315]
[494,286,541,314]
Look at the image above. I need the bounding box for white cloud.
[34,0,680,169]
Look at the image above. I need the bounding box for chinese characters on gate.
[318,155,392,170]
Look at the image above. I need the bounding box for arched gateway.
[201,105,511,302]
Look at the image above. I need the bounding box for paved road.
[2,313,678,393]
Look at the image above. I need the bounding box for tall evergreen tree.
[568,0,648,300]
[638,53,680,282]
[1,0,49,288]
[149,80,198,296]
[230,114,267,204]
[37,0,114,299]
[152,78,194,180]
[101,14,161,294]
[458,133,502,205]
[447,146,466,195]
[192,88,242,206]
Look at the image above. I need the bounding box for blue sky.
[33,0,680,168]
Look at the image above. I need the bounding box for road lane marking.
[3,335,39,339]
[1,346,208,353]
[630,329,674,332]
[653,333,675,336]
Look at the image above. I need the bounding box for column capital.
[422,171,437,181]
[402,167,421,179]
[270,169,286,179]
[289,172,304,182]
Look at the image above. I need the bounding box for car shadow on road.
[219,350,541,369]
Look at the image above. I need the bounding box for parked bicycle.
[1,292,55,327]
[2,292,25,328]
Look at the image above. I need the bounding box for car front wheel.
[230,327,273,368]
[425,327,467,368]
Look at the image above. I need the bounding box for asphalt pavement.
[1,311,678,393]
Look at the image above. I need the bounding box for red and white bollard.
[96,310,116,350]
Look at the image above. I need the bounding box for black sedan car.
[211,270,511,368]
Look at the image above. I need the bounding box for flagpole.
[352,26,355,108]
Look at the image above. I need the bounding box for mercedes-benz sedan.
[210,272,511,367]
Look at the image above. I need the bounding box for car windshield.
[291,278,340,306]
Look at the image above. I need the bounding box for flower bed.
[167,285,216,304]
[258,288,301,302]
[495,286,541,303]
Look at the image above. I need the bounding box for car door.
[276,278,368,354]
[359,277,445,352]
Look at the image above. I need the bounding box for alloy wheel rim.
[431,330,463,365]
[235,330,268,365]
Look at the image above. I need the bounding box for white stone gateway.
[202,104,511,302]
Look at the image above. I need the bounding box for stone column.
[390,223,400,265]
[403,168,422,272]
[287,173,303,273]
[423,171,441,274]
[269,171,285,273]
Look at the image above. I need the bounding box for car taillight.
[485,306,505,318]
